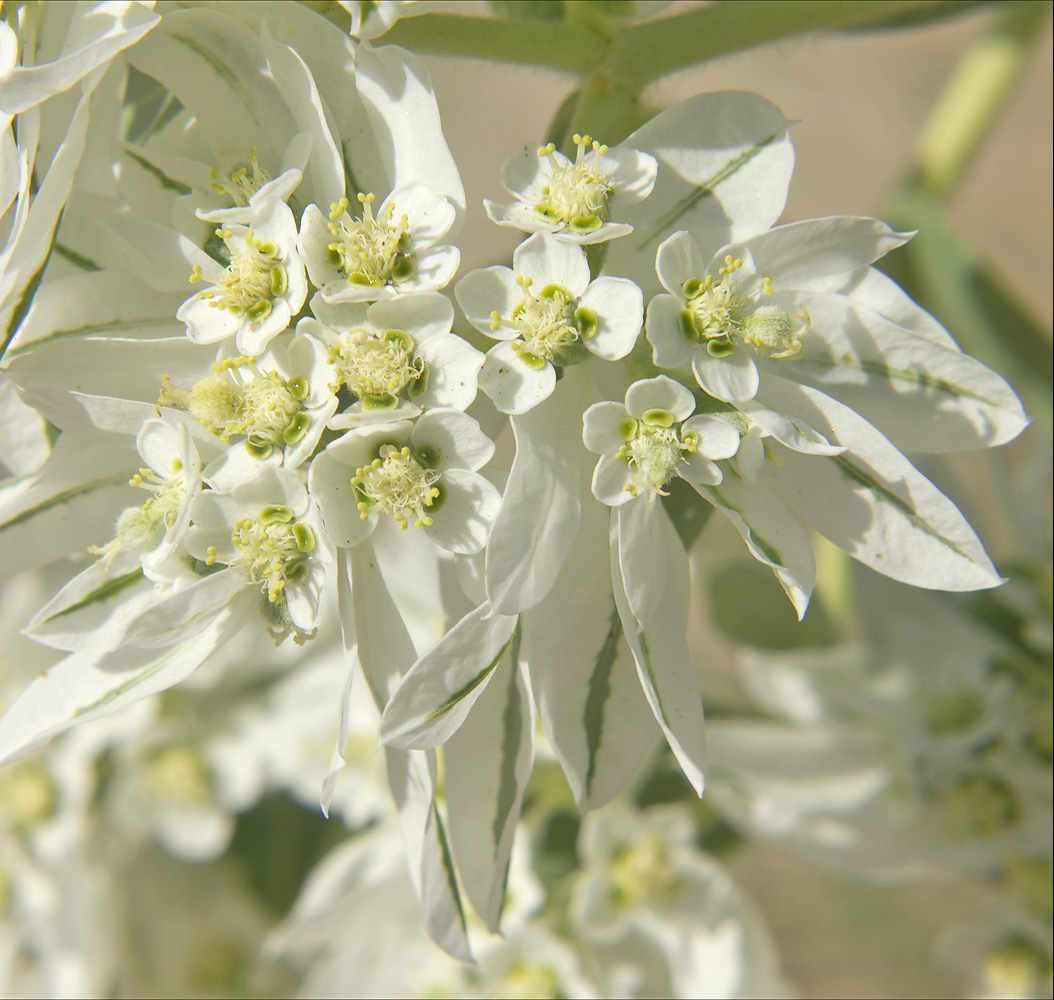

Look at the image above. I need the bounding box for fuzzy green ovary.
[608,835,684,908]
[164,359,308,457]
[616,412,698,498]
[190,227,286,323]
[326,193,414,288]
[535,134,612,233]
[207,147,270,207]
[681,259,804,359]
[90,463,185,566]
[329,328,423,406]
[351,444,440,529]
[218,507,315,603]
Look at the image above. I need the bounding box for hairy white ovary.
[681,255,807,360]
[89,460,186,566]
[326,193,414,288]
[351,444,440,529]
[207,147,270,207]
[190,227,288,322]
[616,409,699,499]
[536,133,613,234]
[329,328,423,404]
[161,357,310,457]
[489,276,597,370]
[207,504,316,603]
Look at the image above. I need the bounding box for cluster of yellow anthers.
[161,358,310,457]
[326,192,414,287]
[89,462,185,567]
[328,328,425,406]
[680,255,807,360]
[207,147,270,207]
[616,409,699,499]
[189,228,288,321]
[489,275,598,370]
[205,505,315,603]
[351,444,441,529]
[535,133,613,233]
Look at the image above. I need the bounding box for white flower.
[484,133,657,244]
[298,185,460,304]
[583,375,740,506]
[308,410,498,554]
[302,291,483,423]
[161,333,338,491]
[456,232,643,414]
[184,465,333,636]
[645,225,1028,455]
[177,199,307,355]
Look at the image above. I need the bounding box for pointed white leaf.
[384,747,472,961]
[445,653,533,932]
[525,496,657,811]
[0,609,242,766]
[611,507,707,795]
[378,603,518,750]
[485,368,588,614]
[761,377,1002,591]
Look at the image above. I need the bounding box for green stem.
[911,0,1050,199]
[610,0,986,85]
[380,13,605,73]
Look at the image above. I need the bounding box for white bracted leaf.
[378,602,518,750]
[445,652,533,933]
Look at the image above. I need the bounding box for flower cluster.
[0,0,1032,974]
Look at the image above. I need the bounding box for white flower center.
[982,937,1050,999]
[0,762,56,831]
[190,227,288,323]
[207,504,316,603]
[90,460,186,566]
[490,277,597,370]
[326,192,415,288]
[328,328,424,407]
[144,745,213,808]
[207,147,270,207]
[351,443,441,529]
[680,256,806,360]
[616,408,699,498]
[608,835,683,908]
[535,133,612,234]
[161,358,310,458]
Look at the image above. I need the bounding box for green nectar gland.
[350,443,441,529]
[535,134,613,234]
[490,276,593,369]
[210,504,316,603]
[207,147,270,208]
[189,226,287,323]
[326,193,415,288]
[89,459,186,566]
[328,327,424,408]
[615,409,699,499]
[680,259,807,360]
[160,358,309,458]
